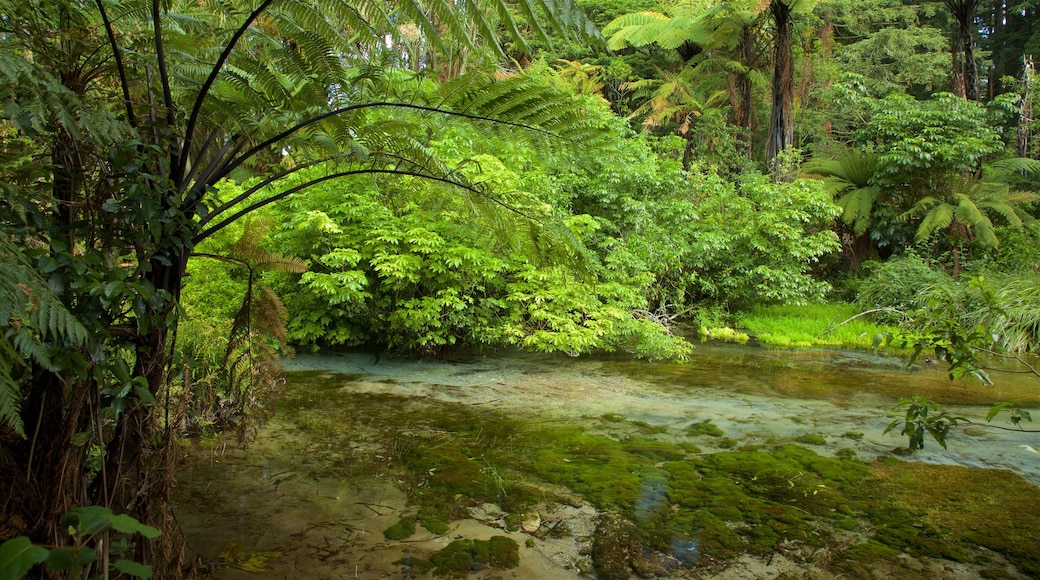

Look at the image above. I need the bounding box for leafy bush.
[684,171,841,308]
[856,253,954,324]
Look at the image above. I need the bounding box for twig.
[970,346,1040,378]
[818,308,904,337]
[357,502,394,515]
[963,420,1040,433]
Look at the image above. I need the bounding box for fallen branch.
[818,308,904,337]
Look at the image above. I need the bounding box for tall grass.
[957,273,1040,354]
[857,253,1040,355]
[735,302,895,349]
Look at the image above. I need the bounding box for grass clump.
[735,302,895,349]
[699,326,750,344]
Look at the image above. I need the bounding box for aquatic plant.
[684,420,725,438]
[884,396,966,450]
[402,536,520,576]
[234,374,1040,578]
[383,515,417,540]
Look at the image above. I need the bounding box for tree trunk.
[945,0,980,101]
[960,19,979,101]
[725,25,755,157]
[1020,56,1035,159]
[766,0,795,175]
[89,249,194,577]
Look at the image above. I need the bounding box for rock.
[520,512,541,533]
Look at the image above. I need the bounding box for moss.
[684,420,725,437]
[842,431,865,440]
[716,437,737,449]
[418,505,450,536]
[601,413,627,423]
[630,420,667,434]
[384,515,417,540]
[836,448,857,459]
[623,437,687,462]
[795,433,827,445]
[219,542,282,573]
[851,461,1040,575]
[677,441,702,454]
[842,539,900,563]
[412,536,519,577]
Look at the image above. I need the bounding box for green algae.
[846,460,1040,576]
[795,433,827,445]
[404,536,520,578]
[252,371,1040,579]
[219,542,282,573]
[684,420,725,437]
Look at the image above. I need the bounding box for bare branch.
[818,308,904,337]
[193,168,486,243]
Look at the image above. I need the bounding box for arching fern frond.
[0,237,89,436]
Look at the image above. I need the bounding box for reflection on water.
[175,342,1040,578]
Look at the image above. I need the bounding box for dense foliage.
[0,0,1038,576]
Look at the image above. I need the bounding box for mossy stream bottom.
[174,368,1040,579]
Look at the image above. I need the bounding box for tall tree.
[944,0,981,100]
[765,0,817,172]
[604,0,815,167]
[0,0,600,575]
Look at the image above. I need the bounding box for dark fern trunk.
[766,0,794,175]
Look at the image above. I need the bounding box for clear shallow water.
[175,342,1040,578]
[281,343,1040,481]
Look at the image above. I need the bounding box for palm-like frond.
[905,173,1039,248]
[802,149,882,235]
[909,198,954,242]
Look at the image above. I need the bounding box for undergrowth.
[735,302,897,349]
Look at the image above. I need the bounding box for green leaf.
[986,402,1010,422]
[0,537,48,580]
[132,378,156,404]
[113,559,154,578]
[871,333,884,350]
[107,514,162,539]
[62,506,113,536]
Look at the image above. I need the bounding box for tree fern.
[904,174,1038,248]
[0,238,89,436]
[802,148,883,236]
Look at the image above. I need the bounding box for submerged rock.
[520,512,541,533]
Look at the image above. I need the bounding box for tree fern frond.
[985,157,1040,177]
[915,202,954,241]
[0,336,26,436]
[977,200,1023,228]
[602,11,669,38]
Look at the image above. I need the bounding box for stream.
[173,342,1040,579]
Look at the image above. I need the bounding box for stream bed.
[173,343,1040,579]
